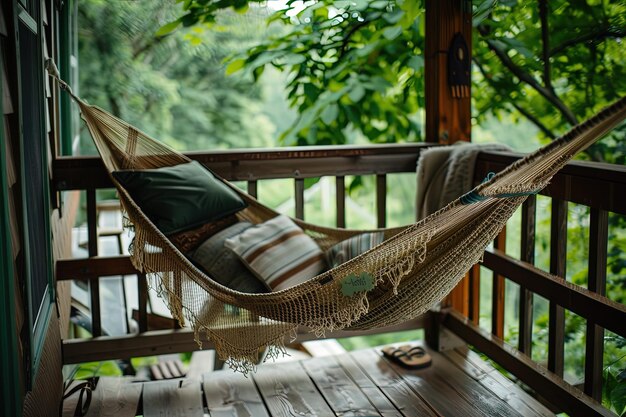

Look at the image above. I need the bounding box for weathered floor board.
[374,345,525,417]
[85,377,142,417]
[203,370,270,417]
[349,350,440,416]
[142,378,204,417]
[62,344,555,417]
[443,348,554,417]
[332,354,404,417]
[253,361,335,417]
[302,356,383,416]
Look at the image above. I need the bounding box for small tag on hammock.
[341,272,374,297]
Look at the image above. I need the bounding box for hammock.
[48,63,626,371]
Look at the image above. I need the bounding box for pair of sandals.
[382,344,432,369]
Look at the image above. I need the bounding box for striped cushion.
[325,232,385,267]
[224,215,326,291]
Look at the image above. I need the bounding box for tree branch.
[477,25,579,126]
[339,19,370,58]
[473,57,557,139]
[132,35,168,60]
[539,0,552,90]
[511,102,556,140]
[550,27,626,56]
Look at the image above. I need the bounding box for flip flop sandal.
[381,344,432,369]
[61,377,98,416]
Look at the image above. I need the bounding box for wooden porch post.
[425,0,472,145]
[424,0,472,319]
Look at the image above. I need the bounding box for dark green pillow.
[112,161,246,235]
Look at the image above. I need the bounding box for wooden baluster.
[86,188,101,337]
[548,199,567,377]
[376,174,386,228]
[468,264,480,325]
[336,176,345,228]
[518,196,536,355]
[492,227,506,338]
[137,273,148,333]
[247,180,258,199]
[295,178,305,220]
[584,208,608,401]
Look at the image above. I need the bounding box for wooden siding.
[2,0,26,400]
[2,0,78,414]
[22,313,63,417]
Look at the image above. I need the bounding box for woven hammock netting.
[52,67,626,371]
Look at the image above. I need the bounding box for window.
[17,1,54,380]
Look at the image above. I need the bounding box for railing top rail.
[476,150,626,215]
[54,144,626,216]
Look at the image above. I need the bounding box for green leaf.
[355,43,378,58]
[155,19,181,37]
[383,25,403,41]
[225,59,246,75]
[348,85,366,102]
[383,9,404,25]
[320,104,339,124]
[400,0,422,28]
[280,54,306,65]
[370,1,390,10]
[500,37,534,59]
[408,55,424,71]
[234,0,249,13]
[348,175,363,194]
[304,177,321,188]
[304,83,318,102]
[328,79,344,92]
[473,0,496,27]
[611,382,626,416]
[181,13,198,27]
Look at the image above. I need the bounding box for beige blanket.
[416,142,511,220]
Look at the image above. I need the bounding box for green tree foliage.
[472,0,626,163]
[172,0,426,145]
[78,0,280,152]
[172,0,625,155]
[239,0,426,145]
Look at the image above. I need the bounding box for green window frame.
[14,0,55,384]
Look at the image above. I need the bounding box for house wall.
[1,0,77,415]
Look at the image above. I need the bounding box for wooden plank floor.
[63,343,555,417]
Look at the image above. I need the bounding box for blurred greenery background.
[74,0,625,414]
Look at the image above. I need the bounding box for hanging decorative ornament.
[448,32,470,98]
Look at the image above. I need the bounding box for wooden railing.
[54,144,626,417]
[441,151,626,417]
